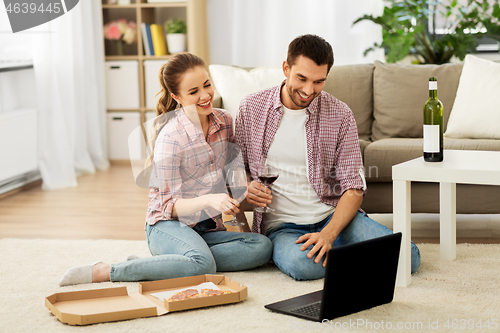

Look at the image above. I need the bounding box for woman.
[59,53,272,286]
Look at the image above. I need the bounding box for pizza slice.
[200,289,232,297]
[168,288,200,302]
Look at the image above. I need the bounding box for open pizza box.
[45,274,247,326]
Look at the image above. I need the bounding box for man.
[234,34,420,280]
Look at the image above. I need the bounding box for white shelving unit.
[102,0,208,161]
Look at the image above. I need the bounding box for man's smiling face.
[281,55,328,110]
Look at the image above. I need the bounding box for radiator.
[0,108,40,194]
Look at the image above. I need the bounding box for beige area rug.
[1,238,499,333]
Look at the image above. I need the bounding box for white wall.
[206,0,385,67]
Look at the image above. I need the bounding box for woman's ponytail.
[156,62,178,116]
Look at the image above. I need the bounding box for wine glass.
[224,167,248,227]
[255,156,279,213]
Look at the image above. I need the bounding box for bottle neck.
[429,89,437,99]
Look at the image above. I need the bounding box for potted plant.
[353,0,500,64]
[164,18,187,54]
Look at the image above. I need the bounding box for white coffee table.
[392,150,500,287]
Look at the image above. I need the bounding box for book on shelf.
[145,24,154,56]
[150,24,167,56]
[141,23,151,56]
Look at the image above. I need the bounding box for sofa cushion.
[363,138,500,182]
[363,138,423,182]
[444,55,500,139]
[371,61,463,141]
[359,139,371,163]
[208,65,285,119]
[323,64,374,141]
[443,138,500,151]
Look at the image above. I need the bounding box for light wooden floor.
[0,164,150,240]
[0,164,499,243]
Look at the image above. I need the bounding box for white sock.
[58,262,100,287]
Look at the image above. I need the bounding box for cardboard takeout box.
[45,274,247,325]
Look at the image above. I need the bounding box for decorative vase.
[116,39,125,56]
[166,33,187,54]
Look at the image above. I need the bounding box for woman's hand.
[246,180,272,207]
[207,193,240,215]
[172,193,241,218]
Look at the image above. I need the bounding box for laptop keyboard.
[290,301,321,318]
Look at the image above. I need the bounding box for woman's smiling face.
[172,65,215,117]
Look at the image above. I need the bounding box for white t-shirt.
[262,105,334,233]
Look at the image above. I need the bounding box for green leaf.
[352,0,500,64]
[493,3,500,19]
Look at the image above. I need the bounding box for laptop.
[264,232,402,322]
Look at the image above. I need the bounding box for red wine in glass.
[258,175,279,185]
[255,156,279,213]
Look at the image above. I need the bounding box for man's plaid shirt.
[234,84,366,234]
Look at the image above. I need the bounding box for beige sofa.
[212,61,500,214]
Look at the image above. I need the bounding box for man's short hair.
[287,34,334,73]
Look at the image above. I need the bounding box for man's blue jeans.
[110,219,273,282]
[267,211,421,280]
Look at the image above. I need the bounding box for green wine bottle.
[423,77,443,162]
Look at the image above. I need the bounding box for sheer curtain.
[32,1,109,190]
[207,0,385,67]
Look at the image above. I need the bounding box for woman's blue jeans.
[110,219,272,282]
[267,211,421,281]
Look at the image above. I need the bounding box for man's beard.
[286,82,316,109]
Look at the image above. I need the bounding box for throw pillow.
[371,61,463,141]
[444,55,500,139]
[208,65,285,119]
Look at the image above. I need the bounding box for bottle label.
[429,81,437,90]
[423,125,440,153]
